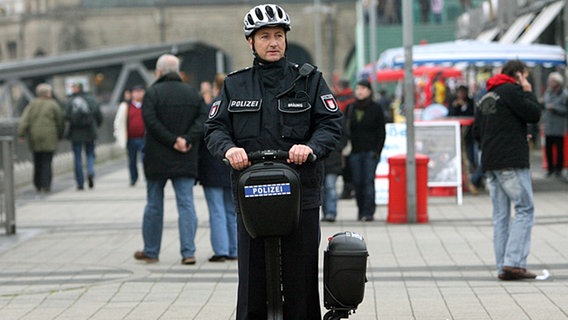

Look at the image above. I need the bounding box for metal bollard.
[1,137,16,235]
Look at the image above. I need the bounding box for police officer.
[204,4,343,319]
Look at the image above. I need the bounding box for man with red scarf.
[473,60,541,281]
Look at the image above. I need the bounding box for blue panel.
[244,183,291,198]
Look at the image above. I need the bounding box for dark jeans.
[464,137,477,171]
[72,141,95,188]
[126,138,144,185]
[342,156,353,184]
[33,152,54,191]
[322,173,338,219]
[349,151,378,219]
[545,135,564,174]
[470,144,484,188]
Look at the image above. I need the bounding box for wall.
[1,3,358,82]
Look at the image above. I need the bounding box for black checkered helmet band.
[243,4,291,38]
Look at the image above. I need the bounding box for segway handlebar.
[222,149,317,166]
[248,150,317,162]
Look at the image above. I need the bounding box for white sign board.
[64,76,90,96]
[375,121,462,205]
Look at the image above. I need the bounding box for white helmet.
[243,4,291,38]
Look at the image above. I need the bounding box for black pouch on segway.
[324,231,368,314]
[236,161,301,238]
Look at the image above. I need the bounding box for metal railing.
[0,136,16,235]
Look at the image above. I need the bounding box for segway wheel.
[323,310,349,320]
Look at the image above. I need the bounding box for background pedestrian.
[541,72,567,178]
[473,59,541,280]
[18,83,65,193]
[133,54,208,265]
[65,82,102,190]
[345,79,386,222]
[113,84,146,186]
[198,73,238,262]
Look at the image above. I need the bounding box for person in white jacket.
[113,85,146,186]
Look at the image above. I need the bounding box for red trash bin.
[387,154,429,223]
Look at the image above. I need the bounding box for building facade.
[0,0,358,81]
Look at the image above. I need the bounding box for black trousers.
[236,207,321,320]
[33,152,54,191]
[545,135,564,174]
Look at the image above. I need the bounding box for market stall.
[374,40,566,69]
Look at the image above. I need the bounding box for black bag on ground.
[236,161,301,238]
[324,231,368,311]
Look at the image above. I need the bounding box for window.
[7,41,17,59]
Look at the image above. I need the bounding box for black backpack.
[70,95,93,128]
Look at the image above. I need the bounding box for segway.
[231,150,368,320]
[233,149,314,320]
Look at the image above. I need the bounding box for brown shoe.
[501,266,537,280]
[181,257,196,265]
[466,181,479,195]
[134,251,159,263]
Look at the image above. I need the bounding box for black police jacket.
[204,58,343,209]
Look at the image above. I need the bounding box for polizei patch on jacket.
[227,99,262,112]
[243,183,291,198]
[208,100,221,118]
[320,94,338,112]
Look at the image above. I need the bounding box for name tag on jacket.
[228,99,262,112]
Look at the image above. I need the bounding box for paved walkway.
[0,155,567,320]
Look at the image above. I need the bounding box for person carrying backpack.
[65,82,103,190]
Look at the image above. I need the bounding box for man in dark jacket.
[346,79,386,221]
[65,82,103,190]
[134,54,208,265]
[472,60,541,281]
